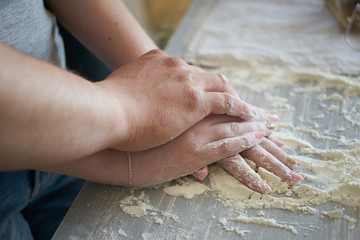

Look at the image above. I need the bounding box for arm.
[41,115,303,193]
[45,0,158,69]
[40,115,272,186]
[0,42,125,170]
[0,43,263,170]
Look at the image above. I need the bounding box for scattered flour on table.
[117,68,360,237]
[163,178,210,199]
[184,0,360,75]
[119,191,153,217]
[321,209,358,230]
[343,215,358,230]
[167,0,359,236]
[118,191,179,225]
[117,228,127,237]
[160,68,359,236]
[231,215,298,235]
[218,217,249,237]
[321,209,344,218]
[117,0,359,237]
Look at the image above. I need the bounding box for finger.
[267,135,285,147]
[201,114,243,125]
[241,145,303,185]
[193,166,208,181]
[248,104,279,123]
[218,155,272,194]
[141,48,167,58]
[260,138,295,169]
[200,131,265,159]
[203,113,277,127]
[208,121,273,142]
[188,65,206,73]
[252,111,279,123]
[204,92,256,120]
[195,72,237,96]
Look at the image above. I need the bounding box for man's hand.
[98,50,264,151]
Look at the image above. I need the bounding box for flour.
[317,93,344,101]
[118,191,179,225]
[343,215,358,230]
[184,0,360,75]
[321,209,344,218]
[218,217,249,237]
[163,178,210,199]
[117,0,359,238]
[119,191,153,217]
[117,228,127,237]
[157,67,360,236]
[256,210,265,217]
[231,215,298,235]
[320,210,358,230]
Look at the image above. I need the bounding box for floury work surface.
[53,74,360,240]
[53,0,360,239]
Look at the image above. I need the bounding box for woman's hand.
[40,115,272,186]
[198,136,303,194]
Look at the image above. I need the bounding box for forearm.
[45,0,158,69]
[0,43,126,170]
[41,150,130,186]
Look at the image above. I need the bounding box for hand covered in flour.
[41,115,273,186]
[194,128,303,194]
[97,49,271,151]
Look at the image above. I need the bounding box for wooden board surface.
[53,81,360,239]
[53,0,360,239]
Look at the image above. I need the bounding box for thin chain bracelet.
[127,151,133,190]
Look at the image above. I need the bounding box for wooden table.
[53,0,360,239]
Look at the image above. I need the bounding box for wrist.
[94,80,131,150]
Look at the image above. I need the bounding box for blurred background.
[59,0,193,82]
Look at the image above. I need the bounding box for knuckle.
[175,69,193,83]
[216,141,231,154]
[182,86,202,104]
[182,87,206,113]
[243,123,256,133]
[215,73,228,85]
[207,140,226,154]
[215,126,232,139]
[146,49,164,56]
[187,87,202,101]
[223,93,234,111]
[184,133,202,154]
[229,122,241,135]
[163,56,186,68]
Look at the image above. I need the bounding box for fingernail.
[273,139,285,147]
[194,172,208,181]
[268,114,279,122]
[266,123,276,130]
[290,171,303,182]
[219,73,228,82]
[260,182,272,194]
[255,131,265,139]
[193,167,208,181]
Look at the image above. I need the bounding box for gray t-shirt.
[0,0,65,68]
